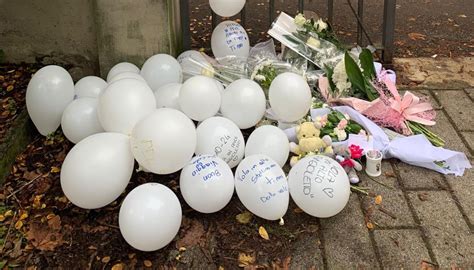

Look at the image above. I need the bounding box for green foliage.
[359,48,376,80]
[344,52,377,101]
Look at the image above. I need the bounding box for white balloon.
[179,75,221,121]
[269,72,312,122]
[140,54,183,90]
[235,154,289,220]
[131,108,196,174]
[196,117,245,168]
[221,79,266,129]
[177,50,211,80]
[60,133,134,209]
[245,125,290,167]
[119,183,182,251]
[74,76,107,98]
[288,155,350,218]
[211,21,250,59]
[107,62,140,82]
[98,79,156,135]
[209,0,246,17]
[26,65,75,135]
[108,72,146,84]
[61,98,104,144]
[180,155,234,213]
[154,83,182,110]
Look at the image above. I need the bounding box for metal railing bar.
[298,0,304,13]
[382,0,396,63]
[269,0,275,25]
[327,0,334,24]
[241,5,247,28]
[357,0,364,45]
[180,0,191,50]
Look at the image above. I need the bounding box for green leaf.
[344,52,366,93]
[283,34,302,46]
[359,48,376,80]
[324,64,337,92]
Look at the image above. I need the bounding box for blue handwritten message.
[191,155,222,182]
[223,23,248,52]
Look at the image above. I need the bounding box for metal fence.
[180,0,397,63]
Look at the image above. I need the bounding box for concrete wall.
[0,0,182,79]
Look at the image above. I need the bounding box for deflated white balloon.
[61,98,104,144]
[26,65,75,135]
[245,125,290,167]
[211,21,250,59]
[235,154,289,220]
[180,155,234,213]
[154,83,182,110]
[177,50,211,80]
[107,62,140,82]
[179,75,221,121]
[288,155,350,218]
[98,79,156,135]
[209,0,246,17]
[131,108,197,174]
[119,183,182,251]
[108,72,146,84]
[60,133,134,209]
[140,54,183,90]
[74,76,107,98]
[221,79,266,129]
[269,72,312,122]
[196,117,245,168]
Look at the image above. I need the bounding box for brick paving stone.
[409,90,442,110]
[373,229,431,268]
[461,132,474,153]
[394,160,447,190]
[407,191,474,267]
[320,195,379,269]
[359,161,415,227]
[464,88,474,100]
[289,235,325,269]
[430,110,470,155]
[445,166,474,227]
[434,90,474,131]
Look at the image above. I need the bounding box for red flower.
[349,144,363,159]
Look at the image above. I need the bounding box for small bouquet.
[314,109,366,142]
[268,12,344,70]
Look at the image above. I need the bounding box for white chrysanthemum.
[334,128,347,141]
[254,74,266,81]
[294,13,306,27]
[332,59,351,92]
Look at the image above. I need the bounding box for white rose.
[294,13,306,28]
[314,19,328,32]
[306,37,321,49]
[334,128,347,141]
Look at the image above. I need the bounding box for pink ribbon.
[384,79,435,126]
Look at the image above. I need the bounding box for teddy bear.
[289,121,333,167]
[334,144,363,184]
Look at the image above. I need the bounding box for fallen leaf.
[5,210,13,217]
[458,14,467,18]
[236,211,252,224]
[15,220,23,230]
[143,260,152,267]
[101,256,111,263]
[50,166,60,173]
[258,226,269,240]
[6,85,14,92]
[384,171,396,178]
[293,207,304,213]
[0,215,4,222]
[418,192,429,201]
[238,253,255,267]
[375,195,383,205]
[26,220,64,251]
[176,219,205,248]
[366,222,374,230]
[408,32,426,41]
[218,266,224,270]
[19,212,28,221]
[111,263,124,270]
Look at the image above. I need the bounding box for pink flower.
[349,144,363,159]
[337,119,348,129]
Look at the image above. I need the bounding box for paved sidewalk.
[288,58,473,269]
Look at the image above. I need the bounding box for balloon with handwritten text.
[180,155,234,213]
[211,21,250,59]
[288,155,350,218]
[195,117,245,168]
[235,154,289,220]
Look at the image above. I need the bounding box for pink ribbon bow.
[384,79,435,126]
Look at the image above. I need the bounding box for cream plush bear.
[289,122,333,167]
